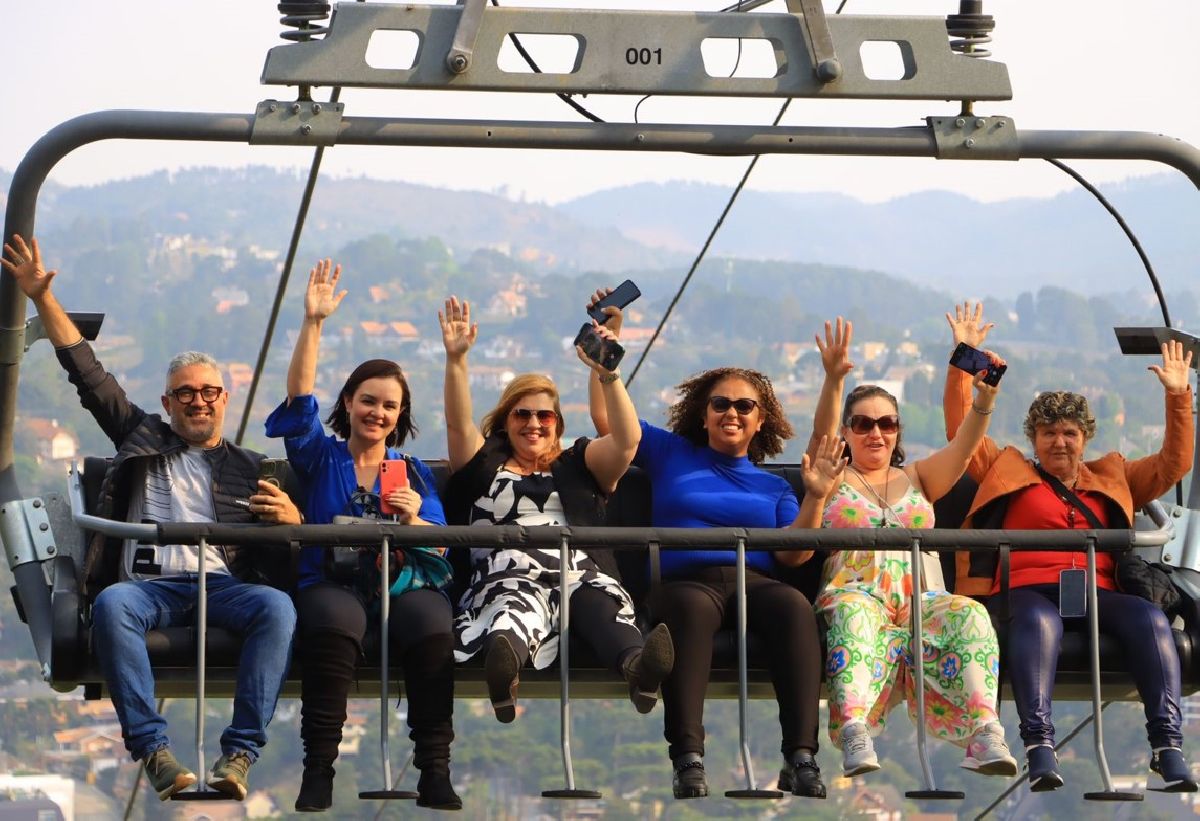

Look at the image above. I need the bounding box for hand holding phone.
[378,459,409,516]
[587,279,641,325]
[574,323,625,372]
[949,342,1006,386]
[258,457,288,489]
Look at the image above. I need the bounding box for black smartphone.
[1059,568,1087,617]
[949,341,1006,386]
[588,279,642,325]
[574,323,625,371]
[258,457,288,489]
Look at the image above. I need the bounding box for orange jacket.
[942,368,1194,597]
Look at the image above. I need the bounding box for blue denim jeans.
[90,574,297,762]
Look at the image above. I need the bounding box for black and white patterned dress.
[453,466,637,668]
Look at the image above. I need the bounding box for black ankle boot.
[672,754,708,799]
[295,765,335,812]
[622,624,675,714]
[787,750,827,799]
[484,635,521,723]
[417,769,462,811]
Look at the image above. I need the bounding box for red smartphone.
[378,459,409,515]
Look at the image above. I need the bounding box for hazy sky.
[5,0,1199,204]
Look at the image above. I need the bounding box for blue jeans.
[990,584,1183,749]
[91,574,297,762]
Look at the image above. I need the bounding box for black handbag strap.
[1035,464,1105,529]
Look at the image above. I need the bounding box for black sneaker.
[788,751,827,799]
[623,624,675,714]
[1026,745,1064,792]
[484,635,521,724]
[672,755,708,799]
[1150,748,1199,792]
[142,748,197,800]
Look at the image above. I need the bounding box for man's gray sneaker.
[143,748,197,800]
[841,723,880,777]
[208,751,252,800]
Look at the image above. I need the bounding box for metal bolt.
[954,117,965,129]
[1164,554,1174,563]
[964,138,976,149]
[268,103,278,113]
[636,134,645,143]
[450,53,469,73]
[300,124,313,135]
[291,103,302,114]
[46,546,55,555]
[39,523,48,531]
[975,118,986,128]
[996,120,1006,128]
[312,103,322,114]
[32,499,41,508]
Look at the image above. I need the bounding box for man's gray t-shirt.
[121,446,231,580]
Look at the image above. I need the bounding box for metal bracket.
[0,326,27,365]
[263,3,1011,101]
[447,0,487,75]
[928,115,1018,160]
[1,498,59,570]
[785,0,841,82]
[250,99,345,146]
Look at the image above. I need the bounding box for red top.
[991,479,1116,593]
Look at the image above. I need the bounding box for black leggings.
[650,567,822,760]
[488,585,644,671]
[295,583,455,773]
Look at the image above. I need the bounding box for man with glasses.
[2,235,300,801]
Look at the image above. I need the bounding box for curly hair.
[1023,391,1096,443]
[480,373,565,470]
[666,367,793,463]
[841,384,905,467]
[326,359,417,448]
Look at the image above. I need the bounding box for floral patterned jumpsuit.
[816,477,1001,748]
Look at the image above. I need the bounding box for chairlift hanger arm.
[261,2,1010,101]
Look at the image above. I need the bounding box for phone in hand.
[574,323,625,372]
[378,459,409,516]
[588,279,642,325]
[258,458,288,489]
[949,341,1006,386]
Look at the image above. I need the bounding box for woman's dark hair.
[842,384,905,467]
[326,359,417,448]
[666,367,793,464]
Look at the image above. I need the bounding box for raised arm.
[581,322,639,493]
[943,300,1002,481]
[778,435,847,567]
[1,234,82,347]
[587,287,623,437]
[287,259,346,401]
[1124,340,1195,504]
[915,366,1000,502]
[439,296,485,471]
[807,317,854,460]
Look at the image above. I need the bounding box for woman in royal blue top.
[265,260,458,812]
[588,297,827,801]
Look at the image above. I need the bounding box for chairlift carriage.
[3,0,1200,808]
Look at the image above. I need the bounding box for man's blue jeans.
[90,574,297,762]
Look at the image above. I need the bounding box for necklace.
[847,463,895,527]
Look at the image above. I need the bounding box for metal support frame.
[171,537,232,802]
[725,535,783,799]
[543,532,601,799]
[904,537,964,801]
[261,3,1011,100]
[1082,536,1144,802]
[360,536,420,800]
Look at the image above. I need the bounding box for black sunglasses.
[511,408,557,425]
[167,385,224,404]
[708,396,759,415]
[846,414,900,435]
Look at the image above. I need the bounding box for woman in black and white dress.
[439,296,673,722]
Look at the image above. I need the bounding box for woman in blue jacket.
[266,260,458,812]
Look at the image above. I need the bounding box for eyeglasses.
[708,396,759,415]
[511,408,557,425]
[846,414,901,435]
[167,385,224,404]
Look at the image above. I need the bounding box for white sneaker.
[961,722,1018,776]
[841,723,880,777]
